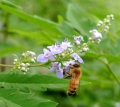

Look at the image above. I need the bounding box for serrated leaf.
[0,89,57,107]
[0,73,90,91]
[0,73,69,91]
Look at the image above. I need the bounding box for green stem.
[105,64,120,86]
[62,41,91,60]
[0,64,13,68]
[99,59,120,86]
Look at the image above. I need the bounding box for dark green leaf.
[0,89,57,107]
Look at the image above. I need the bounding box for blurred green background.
[0,0,120,107]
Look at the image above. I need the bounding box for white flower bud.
[31,58,35,63]
[21,67,26,71]
[104,29,108,32]
[110,14,114,20]
[97,39,101,43]
[97,23,101,27]
[26,63,30,66]
[22,53,25,56]
[18,67,20,69]
[27,68,29,71]
[89,37,92,40]
[14,59,17,62]
[82,47,89,52]
[34,57,36,59]
[98,21,103,24]
[13,62,16,64]
[21,63,25,66]
[105,26,109,30]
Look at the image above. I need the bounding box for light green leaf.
[84,52,100,59]
[66,3,95,36]
[9,29,55,45]
[103,54,120,63]
[0,3,61,35]
[1,0,22,9]
[0,46,23,57]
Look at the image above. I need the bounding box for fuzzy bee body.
[67,63,82,95]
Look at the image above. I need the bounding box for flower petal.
[77,57,84,63]
[56,69,63,78]
[37,54,48,62]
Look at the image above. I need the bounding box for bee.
[63,63,82,95]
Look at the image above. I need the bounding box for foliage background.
[0,0,120,107]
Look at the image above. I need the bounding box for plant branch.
[105,64,120,86]
[0,64,13,68]
[99,59,120,86]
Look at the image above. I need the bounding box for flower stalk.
[0,14,114,79]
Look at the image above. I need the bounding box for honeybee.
[63,63,82,95]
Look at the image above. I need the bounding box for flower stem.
[99,59,120,86]
[62,41,91,60]
[1,12,10,71]
[0,64,13,68]
[105,63,120,86]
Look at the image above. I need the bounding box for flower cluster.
[37,14,114,78]
[13,51,36,72]
[89,29,102,43]
[97,14,114,32]
[37,37,85,78]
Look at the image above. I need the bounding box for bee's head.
[70,63,80,69]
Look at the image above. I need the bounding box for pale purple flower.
[56,69,63,78]
[73,36,83,45]
[71,53,84,63]
[50,62,61,72]
[63,60,75,78]
[61,38,72,51]
[50,62,63,78]
[37,49,55,62]
[48,44,64,55]
[89,29,102,40]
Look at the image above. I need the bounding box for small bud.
[21,67,26,71]
[22,53,25,56]
[18,67,20,69]
[21,63,25,66]
[26,63,30,66]
[31,58,35,63]
[13,62,16,64]
[14,59,17,62]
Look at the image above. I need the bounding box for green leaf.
[0,73,90,91]
[57,21,78,37]
[1,0,22,9]
[0,46,23,57]
[84,52,100,59]
[103,54,120,63]
[0,89,57,107]
[9,29,55,45]
[0,3,61,35]
[66,4,95,35]
[0,73,68,91]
